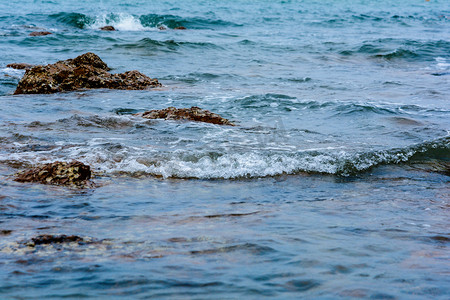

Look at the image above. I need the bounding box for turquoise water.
[0,0,449,298]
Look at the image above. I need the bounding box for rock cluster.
[14,161,93,187]
[14,52,161,94]
[135,106,235,125]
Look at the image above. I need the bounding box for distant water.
[0,0,449,298]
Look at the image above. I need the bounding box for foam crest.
[1,136,447,179]
[89,13,147,31]
[74,136,450,178]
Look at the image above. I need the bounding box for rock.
[6,63,34,70]
[411,161,450,176]
[14,52,161,94]
[174,26,187,30]
[14,161,94,187]
[135,106,235,126]
[100,26,116,31]
[27,235,83,247]
[29,31,52,36]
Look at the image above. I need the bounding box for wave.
[49,12,93,29]
[139,13,240,29]
[49,12,239,31]
[161,72,233,83]
[339,39,450,62]
[373,49,418,60]
[311,13,446,27]
[232,93,434,115]
[1,135,448,179]
[114,38,221,52]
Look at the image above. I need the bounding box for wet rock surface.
[29,31,52,36]
[27,235,84,247]
[6,63,34,70]
[14,52,161,94]
[14,161,93,187]
[135,106,235,126]
[100,26,116,31]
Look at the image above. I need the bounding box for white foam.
[435,57,450,70]
[0,140,423,179]
[88,13,149,31]
[1,67,25,78]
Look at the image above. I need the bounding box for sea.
[0,0,449,298]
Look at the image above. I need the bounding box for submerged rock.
[14,161,94,187]
[29,31,52,36]
[27,235,83,247]
[6,63,34,70]
[14,52,161,94]
[134,106,235,126]
[411,161,450,176]
[100,26,116,31]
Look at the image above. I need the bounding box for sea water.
[0,0,449,298]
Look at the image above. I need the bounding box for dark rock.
[174,26,187,30]
[29,31,52,36]
[14,161,94,187]
[100,26,116,31]
[6,63,34,70]
[14,52,161,94]
[1,230,13,236]
[135,106,235,126]
[28,235,83,247]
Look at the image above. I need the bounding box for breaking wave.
[1,136,448,179]
[49,12,239,30]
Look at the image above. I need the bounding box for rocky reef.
[14,52,161,94]
[14,161,94,187]
[135,106,235,125]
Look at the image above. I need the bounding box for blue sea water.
[0,0,449,298]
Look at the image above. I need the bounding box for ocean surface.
[0,0,449,298]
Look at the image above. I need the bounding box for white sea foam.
[1,134,446,179]
[0,144,415,179]
[1,67,25,78]
[88,13,149,31]
[435,57,450,70]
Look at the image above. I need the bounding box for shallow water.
[0,0,449,298]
